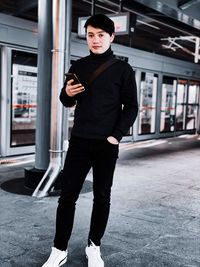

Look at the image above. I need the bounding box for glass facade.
[7,54,200,148]
[58,64,199,142]
[58,69,200,141]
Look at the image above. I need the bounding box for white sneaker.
[85,241,104,267]
[42,247,67,267]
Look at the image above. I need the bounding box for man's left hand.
[107,136,119,145]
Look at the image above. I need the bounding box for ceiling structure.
[0,0,200,63]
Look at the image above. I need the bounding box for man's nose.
[93,36,100,43]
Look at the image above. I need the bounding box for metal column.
[33,0,72,197]
[35,0,52,170]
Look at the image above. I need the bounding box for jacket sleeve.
[111,65,138,141]
[59,65,77,107]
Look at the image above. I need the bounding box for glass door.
[160,76,176,133]
[160,76,199,135]
[176,79,188,131]
[11,50,37,146]
[186,81,199,130]
[138,72,158,135]
[0,46,37,156]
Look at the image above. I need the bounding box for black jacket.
[60,47,138,142]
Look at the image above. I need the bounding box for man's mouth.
[93,46,101,49]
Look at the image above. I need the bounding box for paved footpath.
[0,135,200,267]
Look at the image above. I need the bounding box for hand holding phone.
[65,73,85,97]
[65,73,81,85]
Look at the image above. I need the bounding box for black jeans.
[54,136,119,250]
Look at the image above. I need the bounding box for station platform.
[0,135,200,267]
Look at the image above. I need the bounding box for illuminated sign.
[78,12,130,38]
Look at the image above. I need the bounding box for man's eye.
[99,34,104,37]
[88,35,93,38]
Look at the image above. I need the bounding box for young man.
[42,14,138,267]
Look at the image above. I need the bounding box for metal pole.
[33,0,72,197]
[61,0,72,168]
[195,37,200,63]
[91,0,96,15]
[35,0,52,170]
[119,0,123,12]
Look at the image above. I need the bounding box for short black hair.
[84,14,115,36]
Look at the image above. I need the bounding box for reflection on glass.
[139,72,158,134]
[160,76,176,132]
[126,127,132,136]
[68,106,75,139]
[186,81,199,130]
[11,50,37,146]
[176,79,187,131]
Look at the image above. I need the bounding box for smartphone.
[65,73,81,85]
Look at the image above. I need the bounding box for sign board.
[12,64,37,122]
[78,12,130,38]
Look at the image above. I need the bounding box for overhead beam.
[16,0,38,13]
[178,0,200,10]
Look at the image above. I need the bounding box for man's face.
[86,25,115,54]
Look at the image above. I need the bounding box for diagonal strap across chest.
[85,58,119,87]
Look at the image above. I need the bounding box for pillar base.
[24,167,46,190]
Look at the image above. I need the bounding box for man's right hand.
[66,79,85,97]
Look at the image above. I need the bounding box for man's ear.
[110,33,115,43]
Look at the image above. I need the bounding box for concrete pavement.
[0,135,200,267]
